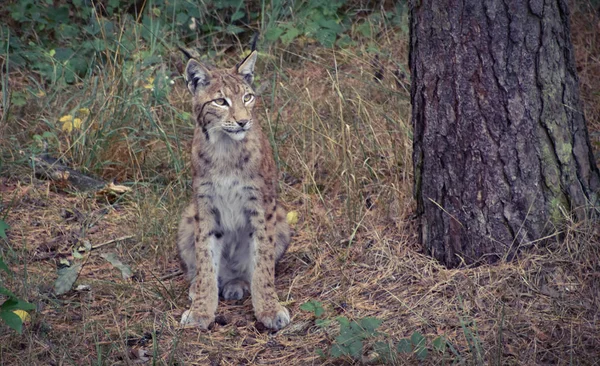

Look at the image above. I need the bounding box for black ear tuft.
[250,32,259,52]
[179,47,193,61]
[185,59,210,94]
[236,51,257,85]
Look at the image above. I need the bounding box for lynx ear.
[236,51,257,85]
[185,59,211,94]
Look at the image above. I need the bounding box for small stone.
[214,314,229,326]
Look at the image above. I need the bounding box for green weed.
[0,253,35,334]
[300,299,460,364]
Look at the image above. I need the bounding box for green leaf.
[357,22,372,38]
[54,263,82,295]
[300,300,324,317]
[315,318,330,328]
[142,55,162,67]
[432,336,446,352]
[314,306,324,317]
[175,12,189,25]
[69,57,89,75]
[0,310,23,334]
[53,47,74,62]
[280,27,301,45]
[264,27,284,42]
[317,18,342,32]
[336,316,350,328]
[16,300,35,311]
[64,67,76,84]
[336,34,354,48]
[410,331,426,347]
[335,331,355,346]
[1,298,35,312]
[226,24,245,35]
[0,256,10,274]
[411,332,428,360]
[0,286,16,298]
[231,10,244,21]
[0,219,10,239]
[374,341,394,361]
[348,339,363,358]
[396,338,412,353]
[100,253,132,279]
[315,30,336,48]
[10,92,27,107]
[415,346,428,360]
[330,344,343,358]
[359,317,382,333]
[46,6,69,23]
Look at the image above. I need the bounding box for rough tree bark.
[410,0,600,268]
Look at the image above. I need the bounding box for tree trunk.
[409,0,600,268]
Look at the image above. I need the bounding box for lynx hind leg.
[221,279,250,300]
[177,204,197,299]
[274,204,291,262]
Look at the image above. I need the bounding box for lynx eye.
[213,98,228,106]
[243,94,254,103]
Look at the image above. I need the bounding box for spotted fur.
[178,51,291,331]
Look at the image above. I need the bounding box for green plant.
[263,0,347,47]
[300,300,458,363]
[328,316,383,359]
[394,331,459,362]
[0,246,35,334]
[0,218,9,240]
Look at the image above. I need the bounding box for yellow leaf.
[286,211,299,225]
[143,77,155,89]
[62,121,73,133]
[13,310,31,323]
[36,90,46,97]
[59,115,73,123]
[78,108,90,116]
[103,182,132,194]
[72,118,82,130]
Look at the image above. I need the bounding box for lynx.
[177,51,291,331]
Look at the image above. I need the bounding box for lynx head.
[184,51,257,142]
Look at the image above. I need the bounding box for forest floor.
[1,5,600,366]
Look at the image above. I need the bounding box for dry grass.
[1,4,599,366]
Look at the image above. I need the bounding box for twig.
[91,235,134,250]
[32,235,134,262]
[159,270,183,281]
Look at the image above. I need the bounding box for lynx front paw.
[256,305,290,331]
[180,309,214,330]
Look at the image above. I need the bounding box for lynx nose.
[237,119,249,128]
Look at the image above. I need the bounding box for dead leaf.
[96,182,132,201]
[100,253,133,279]
[54,262,82,295]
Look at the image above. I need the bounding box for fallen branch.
[31,154,105,191]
